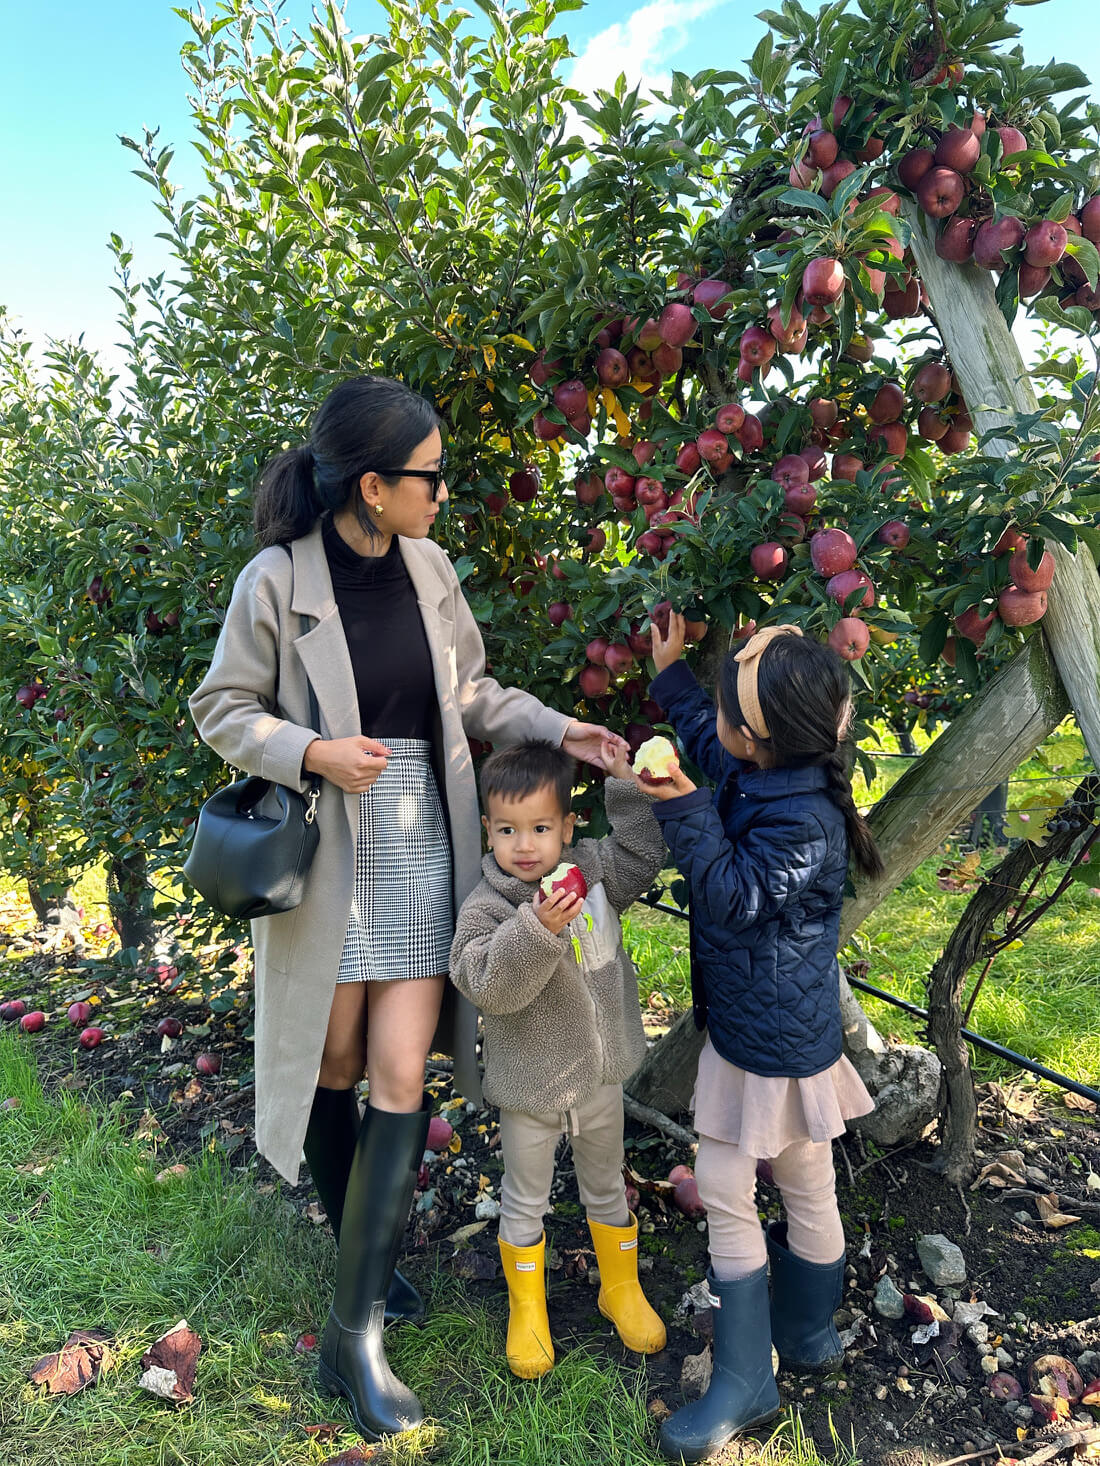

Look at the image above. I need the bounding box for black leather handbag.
[184,570,323,919]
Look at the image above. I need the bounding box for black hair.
[479,741,576,821]
[717,634,884,879]
[253,375,441,547]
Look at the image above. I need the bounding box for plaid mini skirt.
[336,738,454,983]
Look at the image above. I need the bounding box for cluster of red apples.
[898,117,1100,305]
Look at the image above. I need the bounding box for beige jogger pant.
[498,1083,631,1246]
[695,1133,845,1279]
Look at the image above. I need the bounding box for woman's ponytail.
[253,444,319,547]
[824,748,884,880]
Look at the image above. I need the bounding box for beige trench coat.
[189,522,571,1182]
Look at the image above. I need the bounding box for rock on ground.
[917,1233,967,1286]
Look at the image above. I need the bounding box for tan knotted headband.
[733,624,804,740]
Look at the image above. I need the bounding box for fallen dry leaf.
[304,1201,327,1226]
[302,1422,342,1442]
[984,1083,1036,1119]
[138,1319,201,1403]
[28,1329,112,1394]
[321,1446,379,1464]
[1036,1192,1081,1229]
[1063,1092,1097,1113]
[970,1158,1028,1192]
[446,1220,488,1246]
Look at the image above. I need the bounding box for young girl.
[638,617,883,1464]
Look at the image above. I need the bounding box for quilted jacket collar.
[735,762,830,800]
[481,845,597,907]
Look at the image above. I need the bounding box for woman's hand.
[652,611,687,672]
[303,735,392,793]
[563,721,630,770]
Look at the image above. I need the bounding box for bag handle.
[282,543,322,826]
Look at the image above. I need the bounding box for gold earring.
[373,504,384,516]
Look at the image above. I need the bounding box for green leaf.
[1065,234,1100,289]
[777,187,831,216]
[919,611,949,666]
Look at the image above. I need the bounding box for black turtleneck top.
[322,517,437,740]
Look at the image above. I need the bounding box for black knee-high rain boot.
[303,1086,424,1324]
[318,1097,431,1440]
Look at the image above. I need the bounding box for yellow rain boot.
[497,1234,555,1379]
[588,1213,666,1354]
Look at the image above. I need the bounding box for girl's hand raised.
[652,611,687,672]
[636,763,698,801]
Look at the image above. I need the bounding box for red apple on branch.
[916,167,965,218]
[1009,547,1054,592]
[826,569,875,609]
[811,528,858,575]
[750,542,789,581]
[998,587,1047,626]
[828,618,870,660]
[801,257,845,306]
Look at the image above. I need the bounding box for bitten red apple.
[538,863,588,905]
[634,735,680,785]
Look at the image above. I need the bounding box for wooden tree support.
[904,202,1100,767]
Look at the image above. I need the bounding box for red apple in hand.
[538,863,588,904]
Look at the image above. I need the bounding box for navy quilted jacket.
[648,660,849,1078]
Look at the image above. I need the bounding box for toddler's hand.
[533,888,584,934]
[601,738,635,781]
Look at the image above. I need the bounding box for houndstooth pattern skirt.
[336,738,454,983]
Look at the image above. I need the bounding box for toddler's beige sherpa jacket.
[450,778,666,1117]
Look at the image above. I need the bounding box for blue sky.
[1,0,1097,372]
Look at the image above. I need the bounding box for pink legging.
[694,1133,845,1280]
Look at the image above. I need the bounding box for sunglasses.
[370,450,448,501]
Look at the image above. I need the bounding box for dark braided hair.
[252,376,440,547]
[717,634,884,879]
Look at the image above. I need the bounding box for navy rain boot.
[657,1266,780,1463]
[766,1221,844,1372]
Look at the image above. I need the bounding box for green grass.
[0,1033,850,1466]
[626,722,1100,1087]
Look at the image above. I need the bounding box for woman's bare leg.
[365,975,446,1111]
[317,981,371,1091]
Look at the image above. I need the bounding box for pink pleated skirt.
[691,1033,874,1158]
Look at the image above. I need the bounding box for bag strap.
[281,543,322,824]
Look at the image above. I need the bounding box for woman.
[190,376,620,1442]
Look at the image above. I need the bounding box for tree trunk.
[927,778,1099,1187]
[904,202,1100,767]
[627,635,1068,1113]
[108,850,156,954]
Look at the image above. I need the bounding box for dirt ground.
[5,932,1100,1466]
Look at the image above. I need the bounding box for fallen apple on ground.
[634,735,680,786]
[79,1027,106,1049]
[67,1001,93,1027]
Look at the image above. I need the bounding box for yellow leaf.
[501,333,535,352]
[1017,1427,1028,1441]
[448,1133,462,1154]
[482,345,497,372]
